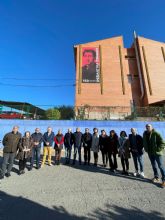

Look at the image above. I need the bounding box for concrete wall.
[0,120,165,148]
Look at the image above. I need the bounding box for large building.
[74,33,165,119]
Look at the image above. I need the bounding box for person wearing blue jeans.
[148,154,165,182]
[30,128,43,170]
[129,128,144,178]
[143,124,165,187]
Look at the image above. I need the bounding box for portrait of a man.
[82,48,100,83]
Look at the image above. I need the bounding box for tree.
[46,108,61,120]
[58,105,74,120]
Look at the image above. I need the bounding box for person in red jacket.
[54,130,64,165]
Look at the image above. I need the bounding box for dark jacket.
[17,136,33,160]
[54,134,64,149]
[129,134,144,155]
[107,134,119,154]
[118,137,131,159]
[82,132,92,148]
[31,132,43,148]
[99,135,108,152]
[73,132,83,148]
[82,62,99,82]
[143,130,165,156]
[43,132,55,147]
[64,132,73,148]
[3,131,22,153]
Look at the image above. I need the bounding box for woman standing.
[54,130,64,165]
[107,130,119,172]
[17,131,33,175]
[91,128,100,166]
[118,131,131,175]
[99,130,108,167]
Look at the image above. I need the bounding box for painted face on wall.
[83,52,95,65]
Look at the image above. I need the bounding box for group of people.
[0,124,165,187]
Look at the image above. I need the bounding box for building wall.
[75,36,140,109]
[137,37,165,105]
[74,35,165,119]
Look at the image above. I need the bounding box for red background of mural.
[82,47,100,66]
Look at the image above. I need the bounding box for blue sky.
[0,0,165,109]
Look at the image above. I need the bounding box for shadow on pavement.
[62,158,161,187]
[0,191,164,220]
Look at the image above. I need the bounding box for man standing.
[82,128,92,165]
[30,128,43,170]
[64,128,73,165]
[129,128,144,178]
[41,127,54,167]
[143,124,165,187]
[72,128,83,165]
[0,126,21,179]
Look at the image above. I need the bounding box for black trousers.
[84,147,91,163]
[108,153,118,170]
[19,158,27,171]
[101,150,108,165]
[121,156,129,172]
[93,152,98,164]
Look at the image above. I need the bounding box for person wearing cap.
[129,128,144,178]
[82,128,92,165]
[143,124,165,187]
[54,129,64,165]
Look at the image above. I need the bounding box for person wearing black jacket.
[129,128,144,177]
[107,130,118,172]
[30,128,43,170]
[1,126,21,179]
[82,128,92,165]
[99,130,108,167]
[64,128,73,164]
[72,128,83,165]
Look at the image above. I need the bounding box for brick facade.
[74,35,165,119]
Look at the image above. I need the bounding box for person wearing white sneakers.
[143,124,165,187]
[129,128,144,178]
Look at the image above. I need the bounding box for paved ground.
[0,150,165,220]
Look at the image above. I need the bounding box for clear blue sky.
[0,0,165,109]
